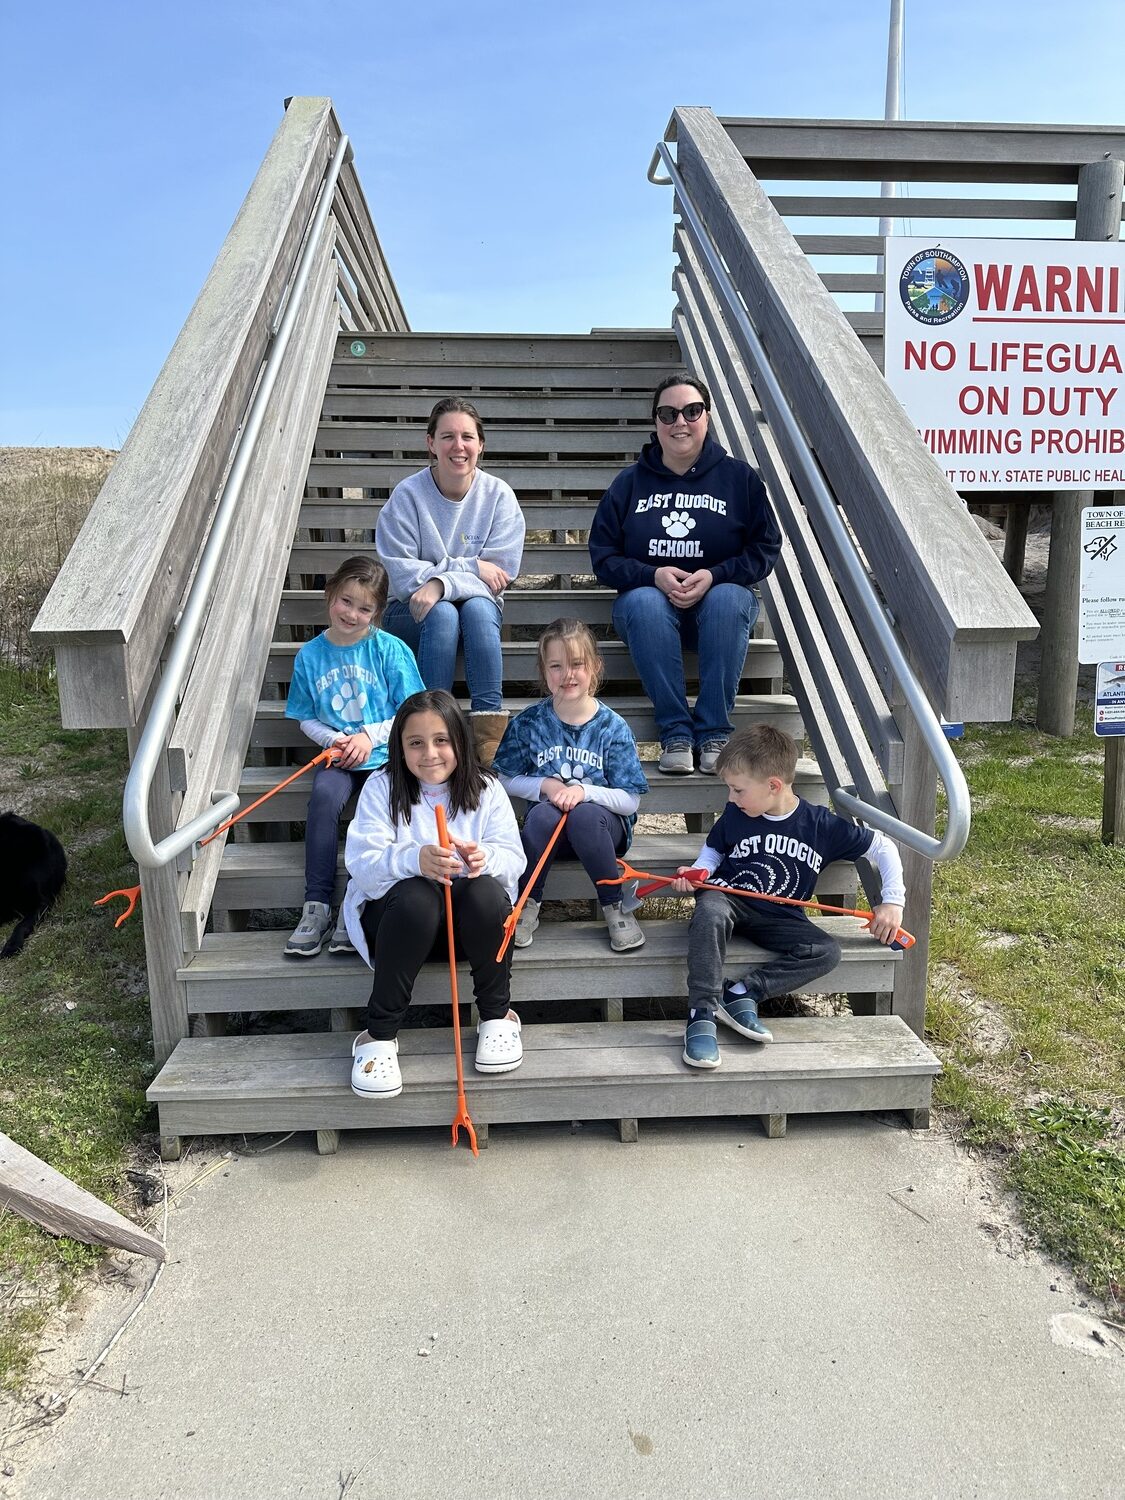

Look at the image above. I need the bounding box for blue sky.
[2,0,1122,446]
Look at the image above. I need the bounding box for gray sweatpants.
[686,889,842,1011]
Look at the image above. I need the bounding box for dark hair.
[537,617,604,696]
[651,370,712,423]
[716,724,798,783]
[426,396,485,444]
[325,555,388,625]
[385,689,488,827]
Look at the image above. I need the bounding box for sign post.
[1079,506,1125,842]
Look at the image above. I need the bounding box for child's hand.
[419,843,463,884]
[450,837,487,877]
[669,864,703,895]
[334,731,372,769]
[541,777,584,810]
[409,580,444,622]
[868,903,904,945]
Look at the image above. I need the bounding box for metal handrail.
[653,139,970,861]
[123,133,351,869]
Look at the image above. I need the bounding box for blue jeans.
[383,595,503,712]
[612,582,758,746]
[305,765,369,906]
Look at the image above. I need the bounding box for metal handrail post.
[654,140,971,861]
[123,134,351,869]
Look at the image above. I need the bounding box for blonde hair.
[537,617,604,696]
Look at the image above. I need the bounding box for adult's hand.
[654,566,691,601]
[477,559,510,594]
[409,579,444,622]
[674,569,714,607]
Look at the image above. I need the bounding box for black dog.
[0,812,67,958]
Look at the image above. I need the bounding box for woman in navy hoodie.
[588,372,781,775]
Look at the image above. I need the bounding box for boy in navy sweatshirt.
[670,725,906,1070]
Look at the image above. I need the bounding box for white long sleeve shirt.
[342,771,526,966]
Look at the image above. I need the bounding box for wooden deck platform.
[148,1016,940,1154]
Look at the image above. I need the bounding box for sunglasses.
[654,402,707,425]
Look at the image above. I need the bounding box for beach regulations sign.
[884,237,1125,491]
[1080,505,1125,666]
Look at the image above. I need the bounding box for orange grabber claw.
[199,747,335,848]
[434,803,479,1156]
[94,885,141,928]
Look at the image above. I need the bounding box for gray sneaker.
[514,897,541,948]
[327,906,355,955]
[658,740,694,775]
[698,739,728,775]
[602,901,645,952]
[285,901,332,958]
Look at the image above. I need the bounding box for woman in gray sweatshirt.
[376,397,525,765]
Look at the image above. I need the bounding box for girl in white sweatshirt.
[342,690,526,1099]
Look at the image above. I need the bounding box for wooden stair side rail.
[669,106,1038,727]
[31,99,339,730]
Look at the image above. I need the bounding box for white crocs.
[351,1035,402,1099]
[475,1012,523,1074]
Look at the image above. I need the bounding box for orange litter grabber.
[495,809,569,962]
[97,749,339,929]
[598,858,915,951]
[94,885,142,927]
[199,747,336,848]
[433,802,479,1156]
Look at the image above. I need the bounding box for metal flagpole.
[874,0,904,313]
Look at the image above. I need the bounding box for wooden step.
[335,331,680,366]
[303,460,624,495]
[279,586,616,628]
[261,636,784,687]
[231,758,830,822]
[330,361,674,393]
[297,498,601,531]
[321,392,654,422]
[251,693,803,749]
[315,422,650,457]
[287,540,613,577]
[147,1016,938,1147]
[209,833,855,911]
[179,918,896,1012]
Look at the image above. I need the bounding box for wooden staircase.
[148,329,936,1152]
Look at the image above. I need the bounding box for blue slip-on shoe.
[683,1008,721,1070]
[716,983,773,1043]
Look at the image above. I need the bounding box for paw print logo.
[331,680,368,724]
[661,510,696,539]
[558,762,587,783]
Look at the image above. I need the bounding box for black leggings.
[359,876,513,1040]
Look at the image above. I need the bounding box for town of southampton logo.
[899,248,970,325]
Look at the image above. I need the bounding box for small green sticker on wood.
[349,340,367,357]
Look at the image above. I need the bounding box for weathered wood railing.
[654,107,1039,1033]
[33,98,407,1068]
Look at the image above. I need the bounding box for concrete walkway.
[5,1115,1124,1500]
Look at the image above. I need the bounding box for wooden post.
[1104,736,1125,845]
[1003,501,1030,586]
[1037,156,1124,736]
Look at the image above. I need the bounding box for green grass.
[0,667,153,1391]
[929,698,1125,1307]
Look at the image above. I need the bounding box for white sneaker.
[351,1036,402,1098]
[513,898,541,948]
[285,901,332,957]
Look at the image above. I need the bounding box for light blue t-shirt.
[285,630,424,771]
